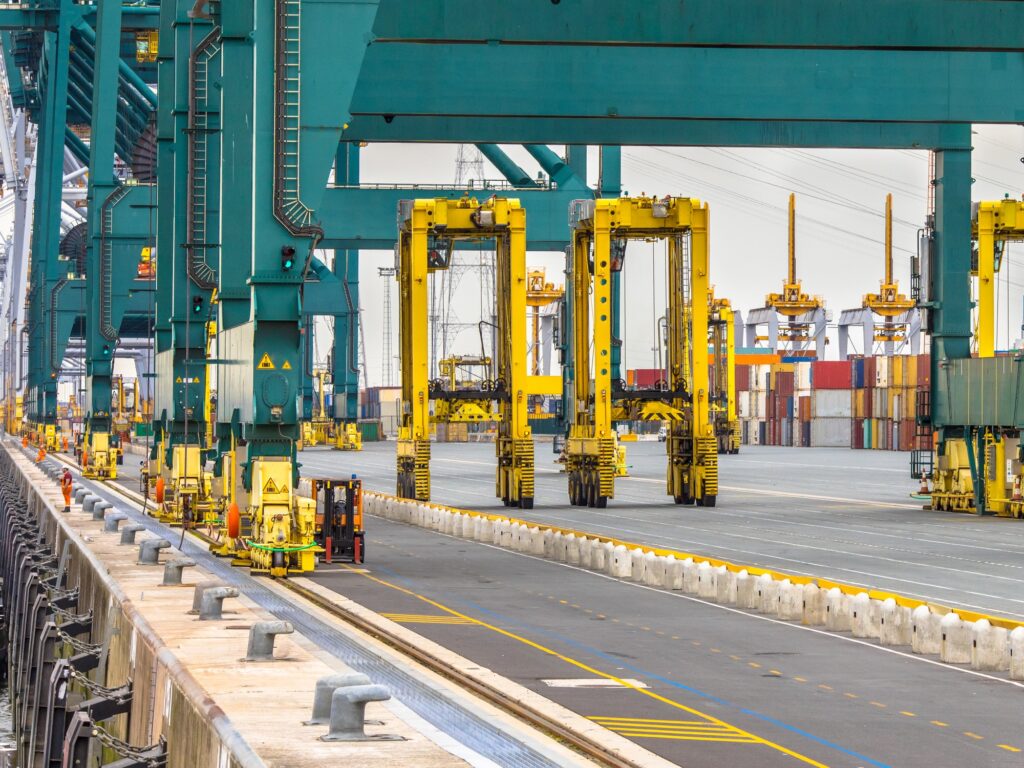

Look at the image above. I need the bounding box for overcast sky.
[328,126,1024,388]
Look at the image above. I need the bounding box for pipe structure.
[476,144,538,188]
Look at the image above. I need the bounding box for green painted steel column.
[26,1,74,424]
[333,141,360,425]
[83,0,124,435]
[930,146,973,440]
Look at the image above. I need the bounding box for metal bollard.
[74,489,88,504]
[137,538,171,565]
[189,581,226,614]
[120,524,146,545]
[161,558,196,586]
[103,512,127,533]
[320,685,401,742]
[82,495,101,513]
[92,501,112,521]
[305,674,372,725]
[244,621,294,661]
[198,586,239,620]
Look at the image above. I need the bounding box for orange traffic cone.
[918,472,930,494]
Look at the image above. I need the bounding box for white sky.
[330,126,1024,387]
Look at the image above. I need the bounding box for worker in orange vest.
[60,469,73,512]
[21,435,27,448]
[35,447,45,463]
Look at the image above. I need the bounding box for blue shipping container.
[852,358,865,389]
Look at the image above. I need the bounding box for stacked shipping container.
[738,354,931,452]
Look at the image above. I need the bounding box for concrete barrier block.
[552,532,565,561]
[443,510,456,535]
[529,527,545,556]
[462,515,477,539]
[1010,627,1024,680]
[940,612,972,664]
[736,570,757,609]
[825,588,851,631]
[451,513,464,538]
[911,606,941,655]
[492,519,505,546]
[880,599,913,646]
[714,566,737,605]
[665,555,683,590]
[578,537,592,569]
[971,620,1009,671]
[542,529,554,558]
[801,583,825,626]
[566,534,580,565]
[610,545,631,579]
[851,593,882,638]
[682,558,699,594]
[642,552,662,587]
[756,574,779,614]
[590,539,606,570]
[626,548,643,581]
[697,561,715,599]
[777,579,802,621]
[477,518,493,543]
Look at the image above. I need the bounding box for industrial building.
[0,4,1022,768]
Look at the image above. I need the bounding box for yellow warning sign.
[281,360,292,370]
[262,477,281,494]
[175,377,182,383]
[257,353,275,370]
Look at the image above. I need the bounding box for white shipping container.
[738,391,752,419]
[875,356,890,388]
[750,365,771,392]
[795,362,813,391]
[752,391,767,418]
[892,393,902,423]
[742,418,763,445]
[811,389,853,419]
[811,417,853,448]
[871,388,889,419]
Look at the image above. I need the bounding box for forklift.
[311,477,366,563]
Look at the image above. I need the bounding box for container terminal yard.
[0,3,1023,768]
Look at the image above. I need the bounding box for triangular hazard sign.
[257,353,275,369]
[281,360,292,370]
[263,477,281,494]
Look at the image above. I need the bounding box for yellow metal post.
[976,203,996,358]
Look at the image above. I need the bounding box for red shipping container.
[811,360,853,389]
[851,419,864,449]
[799,396,811,421]
[775,371,795,396]
[634,369,666,388]
[735,365,751,392]
[864,357,876,389]
[899,419,915,452]
[916,354,931,389]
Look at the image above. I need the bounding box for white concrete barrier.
[756,574,779,614]
[824,588,851,632]
[578,537,592,568]
[442,510,455,535]
[696,561,715,599]
[801,583,825,626]
[971,620,1009,671]
[666,556,684,590]
[493,519,506,546]
[543,530,554,558]
[911,606,941,655]
[1010,627,1024,680]
[879,598,912,646]
[630,549,647,583]
[851,593,881,638]
[940,613,972,664]
[777,579,802,621]
[566,534,581,565]
[682,558,699,594]
[477,517,493,543]
[736,570,757,609]
[610,545,631,579]
[591,540,607,571]
[529,527,544,556]
[715,566,737,605]
[552,532,565,561]
[641,552,661,587]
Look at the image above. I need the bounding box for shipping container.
[634,368,667,388]
[812,389,854,419]
[875,356,890,388]
[735,364,751,392]
[864,357,876,389]
[811,417,853,447]
[917,354,931,389]
[799,395,811,422]
[851,357,866,389]
[851,419,865,449]
[738,391,751,419]
[795,362,813,391]
[812,360,853,389]
[801,420,811,448]
[871,388,889,419]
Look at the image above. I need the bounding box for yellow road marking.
[380,613,478,625]
[794,676,807,683]
[748,662,762,669]
[818,684,833,691]
[870,701,887,708]
[342,565,830,768]
[730,654,742,660]
[899,711,916,717]
[998,744,1021,753]
[843,693,858,699]
[930,721,948,727]
[964,732,984,740]
[769,670,782,676]
[589,716,760,744]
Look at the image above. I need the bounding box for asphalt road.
[299,442,1024,621]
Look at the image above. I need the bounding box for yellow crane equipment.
[566,196,718,507]
[931,198,1024,515]
[526,268,564,376]
[762,193,825,347]
[709,289,739,455]
[397,197,535,507]
[862,193,916,344]
[432,355,494,424]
